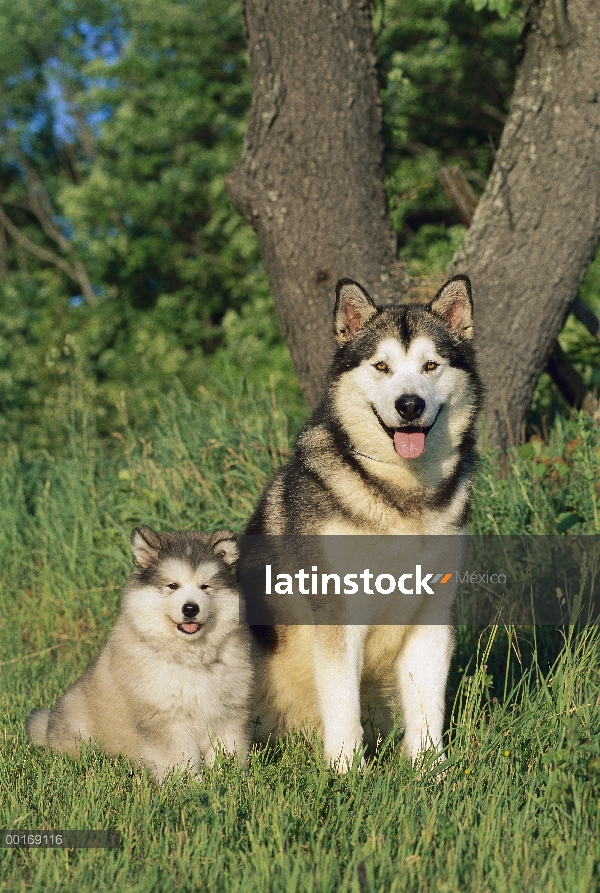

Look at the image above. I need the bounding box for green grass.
[1,378,599,892]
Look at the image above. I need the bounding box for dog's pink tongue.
[180,622,199,634]
[393,430,425,459]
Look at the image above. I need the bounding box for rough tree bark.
[226,0,408,408]
[439,164,599,415]
[228,0,600,447]
[447,0,600,445]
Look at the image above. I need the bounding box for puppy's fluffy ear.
[131,526,161,568]
[210,531,238,566]
[334,279,378,345]
[429,275,473,340]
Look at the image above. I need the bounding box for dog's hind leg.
[395,624,454,765]
[312,625,367,772]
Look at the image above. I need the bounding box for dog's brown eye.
[167,582,179,591]
[200,583,209,590]
[424,361,439,372]
[374,361,389,373]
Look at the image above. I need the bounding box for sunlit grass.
[1,381,599,892]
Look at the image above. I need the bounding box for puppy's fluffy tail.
[27,709,50,746]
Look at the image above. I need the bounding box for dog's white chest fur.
[125,636,246,723]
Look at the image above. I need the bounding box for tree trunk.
[439,165,599,416]
[229,0,600,447]
[226,0,408,409]
[447,0,600,446]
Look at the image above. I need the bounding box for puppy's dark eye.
[167,582,179,591]
[374,361,389,373]
[200,583,209,590]
[424,361,439,372]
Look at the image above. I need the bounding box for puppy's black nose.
[182,602,199,619]
[395,393,426,422]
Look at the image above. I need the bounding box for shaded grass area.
[1,381,599,892]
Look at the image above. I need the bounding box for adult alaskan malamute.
[28,527,253,782]
[245,275,482,769]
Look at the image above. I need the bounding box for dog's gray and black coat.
[245,275,483,769]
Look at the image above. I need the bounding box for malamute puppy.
[28,527,253,782]
[245,275,482,769]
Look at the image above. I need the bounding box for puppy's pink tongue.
[180,622,199,634]
[393,430,425,458]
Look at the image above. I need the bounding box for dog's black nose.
[182,602,199,619]
[395,394,426,422]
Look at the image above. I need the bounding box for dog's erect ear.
[131,526,161,568]
[429,275,474,340]
[210,531,238,566]
[334,279,378,345]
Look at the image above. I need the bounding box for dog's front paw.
[328,748,366,775]
[325,729,365,774]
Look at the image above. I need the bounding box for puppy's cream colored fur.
[28,528,252,782]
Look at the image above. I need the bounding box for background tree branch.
[439,163,600,415]
[447,0,600,445]
[0,203,96,303]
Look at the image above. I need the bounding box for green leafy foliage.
[466,0,519,18]
[0,0,598,453]
[472,413,600,534]
[61,0,259,317]
[377,0,522,260]
[0,0,287,451]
